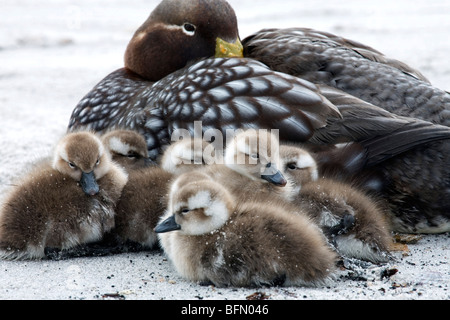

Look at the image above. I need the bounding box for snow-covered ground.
[0,0,448,300]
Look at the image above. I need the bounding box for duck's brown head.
[124,0,243,81]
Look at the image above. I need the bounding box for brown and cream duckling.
[0,132,128,260]
[111,166,174,249]
[201,128,293,201]
[279,144,392,263]
[155,173,337,287]
[101,129,154,171]
[107,137,212,249]
[159,137,215,175]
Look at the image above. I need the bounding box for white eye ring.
[182,23,196,36]
[68,162,76,169]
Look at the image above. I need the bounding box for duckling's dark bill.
[155,215,181,233]
[261,171,287,186]
[215,38,243,58]
[80,171,100,196]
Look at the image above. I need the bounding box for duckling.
[112,166,174,249]
[159,137,215,175]
[279,144,392,263]
[58,129,162,255]
[107,137,211,249]
[202,128,293,201]
[0,132,128,260]
[155,173,337,287]
[101,129,154,171]
[67,0,450,232]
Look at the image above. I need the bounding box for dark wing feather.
[243,27,450,126]
[360,122,450,167]
[311,85,450,166]
[69,58,342,159]
[310,85,410,144]
[243,27,430,82]
[159,58,342,146]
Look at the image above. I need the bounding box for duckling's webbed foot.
[198,280,215,287]
[44,241,132,260]
[325,212,355,237]
[253,274,286,288]
[44,246,93,260]
[270,274,287,287]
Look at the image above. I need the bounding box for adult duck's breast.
[68,68,152,131]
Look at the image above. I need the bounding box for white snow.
[0,0,448,300]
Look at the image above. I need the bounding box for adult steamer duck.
[68,0,450,233]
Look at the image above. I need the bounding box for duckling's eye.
[182,23,196,36]
[287,163,297,170]
[250,153,259,160]
[181,208,190,215]
[95,158,100,166]
[127,152,139,159]
[68,162,76,169]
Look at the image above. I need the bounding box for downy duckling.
[155,173,337,288]
[279,144,392,263]
[0,131,128,260]
[110,138,211,248]
[101,129,154,171]
[112,166,174,249]
[159,137,215,175]
[202,128,292,201]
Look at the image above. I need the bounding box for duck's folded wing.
[310,85,411,143]
[69,58,342,158]
[311,85,450,166]
[243,27,430,83]
[157,58,341,141]
[243,27,450,126]
[359,121,450,167]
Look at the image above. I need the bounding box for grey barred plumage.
[243,27,450,126]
